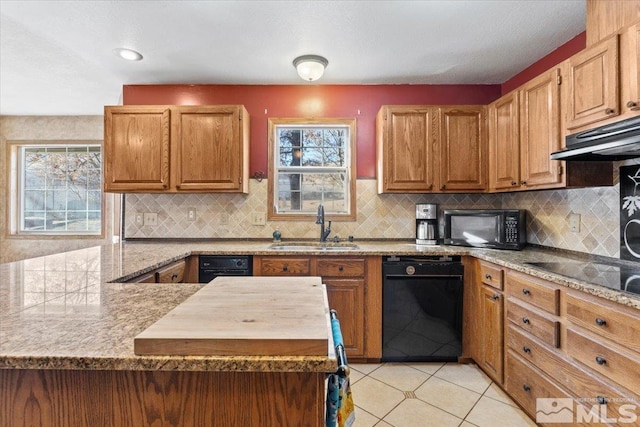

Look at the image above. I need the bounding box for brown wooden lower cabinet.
[253,255,381,360]
[480,283,503,383]
[0,369,325,426]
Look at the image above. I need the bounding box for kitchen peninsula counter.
[1,240,639,369]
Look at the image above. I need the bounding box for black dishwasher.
[382,256,464,362]
[199,255,253,283]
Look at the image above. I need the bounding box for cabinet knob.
[595,318,607,327]
[522,317,530,324]
[523,384,531,392]
[627,101,640,110]
[282,265,288,272]
[171,273,178,280]
[523,346,531,354]
[338,266,344,272]
[605,108,615,114]
[522,288,531,295]
[596,396,608,405]
[426,184,433,191]
[520,180,527,186]
[511,181,517,186]
[485,274,492,280]
[492,293,500,301]
[595,356,607,365]
[440,185,446,190]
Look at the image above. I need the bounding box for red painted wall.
[123,84,500,178]
[501,32,586,95]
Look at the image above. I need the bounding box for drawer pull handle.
[522,288,531,295]
[595,318,607,326]
[522,317,530,324]
[523,384,531,392]
[485,274,492,280]
[338,266,344,272]
[492,293,500,301]
[627,101,638,108]
[605,108,615,114]
[597,396,608,405]
[282,266,288,272]
[595,356,607,365]
[171,273,178,280]
[523,346,531,354]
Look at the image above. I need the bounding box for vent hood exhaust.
[551,115,640,161]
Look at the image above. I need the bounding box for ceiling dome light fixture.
[293,55,328,82]
[113,48,143,61]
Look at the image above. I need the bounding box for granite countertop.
[1,240,639,372]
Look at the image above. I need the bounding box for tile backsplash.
[124,178,627,259]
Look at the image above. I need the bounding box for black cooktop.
[526,261,640,296]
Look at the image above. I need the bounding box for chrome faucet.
[315,204,332,242]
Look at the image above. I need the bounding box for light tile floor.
[349,362,538,427]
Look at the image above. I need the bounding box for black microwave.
[443,209,527,250]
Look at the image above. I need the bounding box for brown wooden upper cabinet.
[488,91,520,191]
[376,105,486,193]
[519,68,564,190]
[438,106,487,192]
[376,106,437,193]
[622,20,640,116]
[565,35,620,131]
[104,105,249,193]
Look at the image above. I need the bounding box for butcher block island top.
[135,276,331,357]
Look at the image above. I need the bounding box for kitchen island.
[0,272,337,426]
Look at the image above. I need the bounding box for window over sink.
[267,118,356,221]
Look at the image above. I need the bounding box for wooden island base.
[1,369,325,426]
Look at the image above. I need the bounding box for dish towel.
[326,310,355,427]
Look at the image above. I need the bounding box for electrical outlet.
[568,213,581,233]
[251,212,266,226]
[187,207,196,221]
[135,213,144,226]
[220,213,229,225]
[144,212,158,226]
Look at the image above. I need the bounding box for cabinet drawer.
[317,259,365,277]
[566,327,640,395]
[507,324,559,377]
[506,270,559,314]
[156,260,186,283]
[480,261,503,290]
[507,299,560,348]
[566,291,640,354]
[258,258,311,276]
[505,350,571,420]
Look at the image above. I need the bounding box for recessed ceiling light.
[113,48,143,61]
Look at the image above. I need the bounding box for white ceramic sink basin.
[268,242,359,251]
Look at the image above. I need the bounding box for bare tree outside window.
[20,145,102,234]
[269,119,355,219]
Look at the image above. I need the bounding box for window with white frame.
[268,118,356,220]
[11,143,102,235]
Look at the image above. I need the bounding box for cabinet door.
[376,107,436,193]
[519,68,563,189]
[488,93,520,191]
[104,106,171,192]
[481,284,504,384]
[173,106,245,192]
[566,35,620,130]
[324,279,365,358]
[623,21,640,114]
[439,106,487,192]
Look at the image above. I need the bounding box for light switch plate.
[187,208,196,221]
[568,213,580,233]
[135,213,144,226]
[144,212,158,226]
[251,212,266,226]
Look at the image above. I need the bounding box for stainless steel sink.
[268,242,359,251]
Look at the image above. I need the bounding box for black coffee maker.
[416,203,438,245]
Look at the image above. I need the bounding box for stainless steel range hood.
[551,115,640,161]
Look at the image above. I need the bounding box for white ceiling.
[0,0,585,116]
